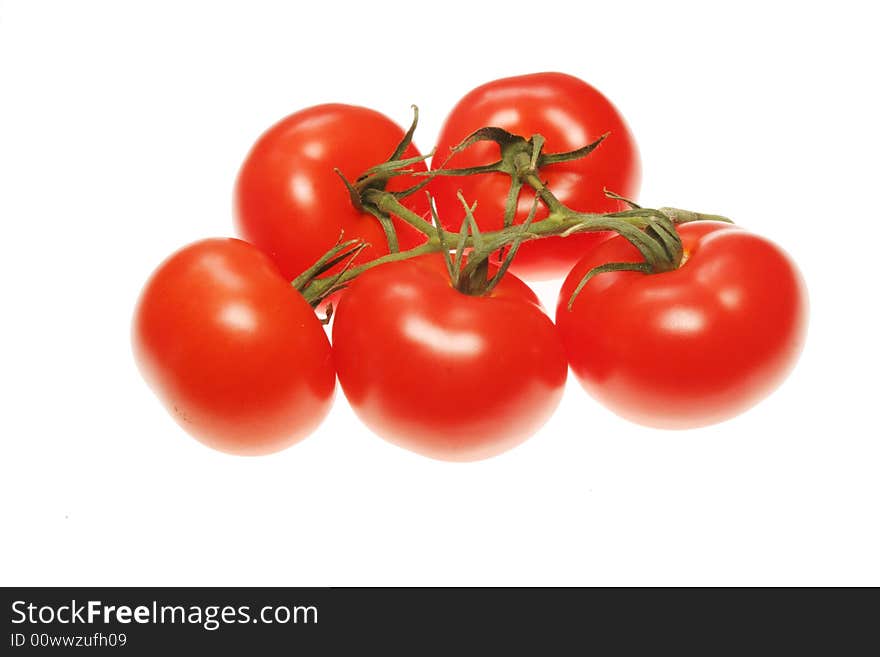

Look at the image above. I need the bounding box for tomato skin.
[235,104,430,281]
[430,72,641,280]
[556,222,808,429]
[332,255,567,461]
[132,238,335,455]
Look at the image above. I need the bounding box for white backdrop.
[1,0,877,586]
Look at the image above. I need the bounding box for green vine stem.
[294,118,732,309]
[297,193,728,306]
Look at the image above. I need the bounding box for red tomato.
[132,238,335,455]
[235,104,430,281]
[556,222,808,428]
[332,255,567,461]
[430,72,641,280]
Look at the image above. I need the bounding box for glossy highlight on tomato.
[430,72,641,280]
[556,222,808,429]
[332,255,567,461]
[132,238,335,455]
[235,104,430,281]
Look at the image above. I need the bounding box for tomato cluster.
[133,72,808,460]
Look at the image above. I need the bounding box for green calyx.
[333,106,434,256]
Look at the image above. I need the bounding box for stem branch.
[299,119,732,306]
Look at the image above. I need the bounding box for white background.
[1,0,878,586]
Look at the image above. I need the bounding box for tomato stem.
[299,117,733,306]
